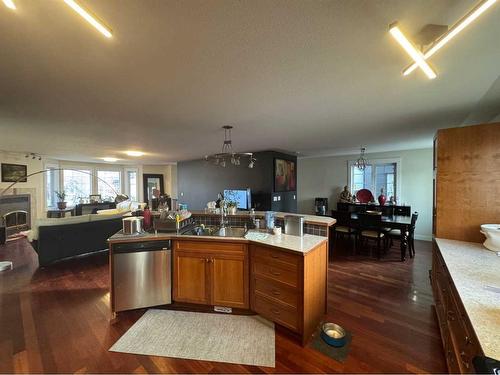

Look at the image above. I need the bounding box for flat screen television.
[224,188,251,210]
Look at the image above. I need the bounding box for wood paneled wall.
[434,123,500,242]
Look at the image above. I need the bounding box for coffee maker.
[314,198,328,216]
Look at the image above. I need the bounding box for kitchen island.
[432,238,500,372]
[108,220,334,345]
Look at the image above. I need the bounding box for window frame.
[347,157,402,200]
[124,167,139,202]
[61,165,94,206]
[43,162,60,210]
[95,167,123,202]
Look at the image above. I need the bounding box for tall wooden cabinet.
[433,123,500,242]
[432,123,500,373]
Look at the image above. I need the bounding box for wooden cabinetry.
[250,242,328,345]
[173,240,249,309]
[433,123,500,242]
[431,243,483,373]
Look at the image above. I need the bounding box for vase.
[57,202,67,210]
[378,189,386,206]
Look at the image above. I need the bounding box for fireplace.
[0,194,31,236]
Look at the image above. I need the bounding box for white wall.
[298,148,433,240]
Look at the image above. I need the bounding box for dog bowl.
[320,322,347,347]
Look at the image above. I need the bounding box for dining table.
[350,213,412,261]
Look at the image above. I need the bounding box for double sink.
[182,225,248,238]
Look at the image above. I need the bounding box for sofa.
[29,213,124,267]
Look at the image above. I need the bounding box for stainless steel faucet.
[220,201,227,228]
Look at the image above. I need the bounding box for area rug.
[110,309,275,367]
[309,324,353,363]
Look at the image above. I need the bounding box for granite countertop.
[435,238,500,360]
[108,229,327,254]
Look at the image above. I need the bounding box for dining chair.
[356,212,386,259]
[388,212,419,258]
[331,210,357,249]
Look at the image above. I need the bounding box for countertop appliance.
[314,197,328,216]
[284,215,304,237]
[122,216,143,235]
[112,240,171,312]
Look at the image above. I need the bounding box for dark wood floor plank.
[0,237,446,373]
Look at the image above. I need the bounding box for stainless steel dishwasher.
[112,240,171,312]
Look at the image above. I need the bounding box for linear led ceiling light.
[2,0,16,10]
[63,0,112,38]
[389,23,437,79]
[403,0,497,76]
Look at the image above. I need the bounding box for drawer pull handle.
[270,270,281,276]
[271,254,279,259]
[271,289,281,296]
[271,308,280,315]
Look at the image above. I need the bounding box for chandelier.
[355,147,368,170]
[205,126,256,168]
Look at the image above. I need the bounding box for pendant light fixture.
[355,147,368,170]
[205,126,256,168]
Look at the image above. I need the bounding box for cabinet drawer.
[253,261,299,288]
[254,277,299,308]
[175,240,245,253]
[253,294,299,332]
[251,245,300,269]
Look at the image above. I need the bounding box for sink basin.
[215,227,248,237]
[182,225,247,238]
[183,225,218,236]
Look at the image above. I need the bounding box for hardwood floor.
[0,237,446,373]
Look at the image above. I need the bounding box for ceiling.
[0,0,499,164]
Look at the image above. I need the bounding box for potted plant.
[55,191,67,210]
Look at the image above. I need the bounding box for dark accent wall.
[177,151,297,212]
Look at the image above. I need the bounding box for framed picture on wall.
[274,158,296,192]
[1,163,27,183]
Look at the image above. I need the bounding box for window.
[125,169,138,202]
[63,169,92,205]
[349,159,400,199]
[44,166,59,208]
[97,170,121,202]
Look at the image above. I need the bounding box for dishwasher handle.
[113,240,171,254]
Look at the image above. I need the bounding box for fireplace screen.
[3,210,29,236]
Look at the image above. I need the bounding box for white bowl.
[480,224,500,252]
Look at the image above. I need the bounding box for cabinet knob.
[460,351,469,369]
[447,310,455,321]
[270,269,281,276]
[271,254,279,259]
[271,308,280,315]
[271,289,281,296]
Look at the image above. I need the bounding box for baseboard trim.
[415,234,432,241]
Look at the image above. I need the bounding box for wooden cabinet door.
[211,253,248,309]
[173,251,209,305]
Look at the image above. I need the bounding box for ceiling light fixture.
[354,147,368,171]
[403,0,497,76]
[125,151,144,157]
[205,126,255,168]
[63,0,113,38]
[102,157,118,162]
[389,23,437,79]
[2,0,15,10]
